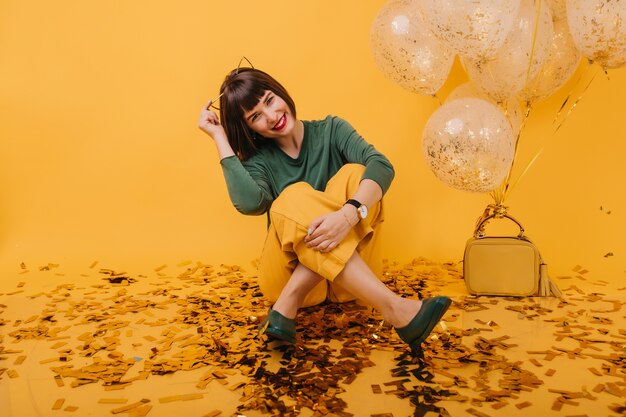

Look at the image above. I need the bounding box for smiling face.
[219,68,297,160]
[243,90,294,139]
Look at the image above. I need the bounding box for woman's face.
[242,90,294,139]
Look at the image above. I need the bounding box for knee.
[270,181,313,216]
[336,163,365,179]
[326,164,366,190]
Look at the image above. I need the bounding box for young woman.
[197,66,450,350]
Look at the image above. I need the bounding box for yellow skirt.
[258,164,385,307]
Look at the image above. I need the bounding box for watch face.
[358,205,368,219]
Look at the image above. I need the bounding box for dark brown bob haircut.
[219,68,297,160]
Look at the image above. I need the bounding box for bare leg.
[271,262,324,319]
[334,252,422,328]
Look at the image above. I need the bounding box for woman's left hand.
[304,208,356,252]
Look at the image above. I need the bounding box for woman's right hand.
[198,100,226,140]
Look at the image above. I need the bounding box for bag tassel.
[539,264,548,296]
[539,263,562,298]
[549,277,562,298]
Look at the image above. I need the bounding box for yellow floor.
[1,259,624,417]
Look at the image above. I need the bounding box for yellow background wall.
[1,0,624,283]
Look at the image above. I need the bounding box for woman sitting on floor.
[197,66,450,351]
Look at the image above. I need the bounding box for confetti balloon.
[370,0,454,95]
[567,0,626,69]
[604,47,626,69]
[446,82,523,135]
[520,17,581,104]
[545,0,567,21]
[418,0,521,61]
[422,98,515,193]
[463,0,554,103]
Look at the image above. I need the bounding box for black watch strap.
[345,199,361,209]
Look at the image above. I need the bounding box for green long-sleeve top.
[220,115,395,215]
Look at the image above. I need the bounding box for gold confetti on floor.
[0,258,624,417]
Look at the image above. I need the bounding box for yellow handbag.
[463,206,562,297]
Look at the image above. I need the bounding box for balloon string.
[505,146,545,201]
[552,59,591,125]
[553,62,600,134]
[525,0,543,85]
[494,103,532,204]
[505,63,600,199]
[492,132,519,204]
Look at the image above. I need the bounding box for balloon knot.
[488,204,508,218]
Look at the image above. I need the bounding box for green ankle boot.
[395,296,452,351]
[259,309,296,344]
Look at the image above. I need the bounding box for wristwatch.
[345,199,368,220]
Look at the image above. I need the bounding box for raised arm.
[198,100,273,215]
[197,100,236,160]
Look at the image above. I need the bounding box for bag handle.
[474,205,525,239]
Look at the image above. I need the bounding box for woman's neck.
[275,119,304,159]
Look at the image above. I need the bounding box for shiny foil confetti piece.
[52,399,65,410]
